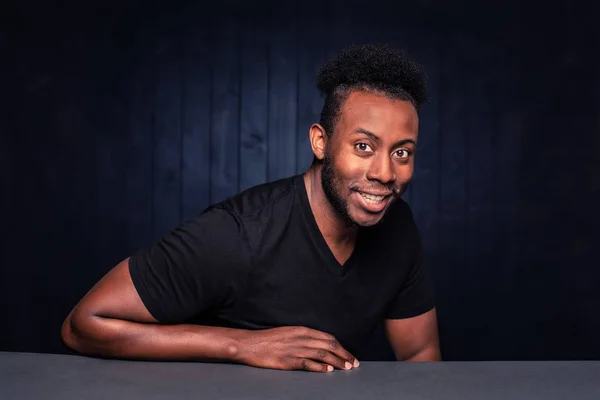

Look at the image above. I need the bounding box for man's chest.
[218,243,405,348]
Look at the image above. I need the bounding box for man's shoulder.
[212,175,301,219]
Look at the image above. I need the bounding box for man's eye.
[355,143,373,152]
[395,149,410,158]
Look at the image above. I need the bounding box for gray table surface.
[2,351,600,399]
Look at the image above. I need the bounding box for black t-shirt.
[129,174,435,355]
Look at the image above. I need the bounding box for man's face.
[320,91,419,227]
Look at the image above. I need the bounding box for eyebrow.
[353,128,416,148]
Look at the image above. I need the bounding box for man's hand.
[234,326,360,373]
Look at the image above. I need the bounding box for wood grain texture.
[239,13,268,191]
[210,14,241,203]
[153,20,183,238]
[126,24,154,250]
[267,1,298,182]
[181,20,212,220]
[4,1,600,362]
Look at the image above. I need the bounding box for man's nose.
[366,154,396,184]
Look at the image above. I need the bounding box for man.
[61,43,441,372]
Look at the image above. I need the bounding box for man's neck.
[303,165,358,247]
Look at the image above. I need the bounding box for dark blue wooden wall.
[3,0,600,361]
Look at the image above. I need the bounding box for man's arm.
[385,308,441,361]
[61,257,244,361]
[61,258,359,372]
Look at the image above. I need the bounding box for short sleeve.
[385,211,436,320]
[128,206,251,323]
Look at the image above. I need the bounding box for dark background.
[2,0,599,361]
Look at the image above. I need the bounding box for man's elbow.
[61,312,82,353]
[61,309,111,356]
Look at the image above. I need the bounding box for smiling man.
[62,43,441,372]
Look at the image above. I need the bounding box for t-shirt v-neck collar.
[294,174,360,278]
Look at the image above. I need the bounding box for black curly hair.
[316,43,428,137]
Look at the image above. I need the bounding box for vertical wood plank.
[153,21,183,238]
[412,36,445,356]
[181,20,212,219]
[93,44,129,262]
[6,79,47,350]
[239,13,268,191]
[0,112,11,256]
[438,34,468,261]
[267,1,298,181]
[0,93,13,349]
[588,30,600,358]
[407,30,441,264]
[465,42,496,275]
[211,13,241,202]
[324,0,352,61]
[491,49,525,359]
[437,33,469,360]
[463,38,497,360]
[295,3,327,173]
[126,25,154,251]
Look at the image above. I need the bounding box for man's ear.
[309,124,327,161]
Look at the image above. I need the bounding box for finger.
[296,328,354,358]
[289,357,334,373]
[293,328,360,367]
[300,347,353,371]
[298,327,337,341]
[302,338,359,367]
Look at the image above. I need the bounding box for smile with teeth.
[359,192,387,204]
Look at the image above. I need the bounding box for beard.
[321,150,357,226]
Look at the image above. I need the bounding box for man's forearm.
[62,313,247,362]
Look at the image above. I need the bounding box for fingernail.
[327,365,333,372]
[354,359,360,368]
[345,362,352,369]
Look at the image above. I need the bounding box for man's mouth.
[354,190,394,213]
[359,192,388,204]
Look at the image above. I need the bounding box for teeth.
[360,193,385,203]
